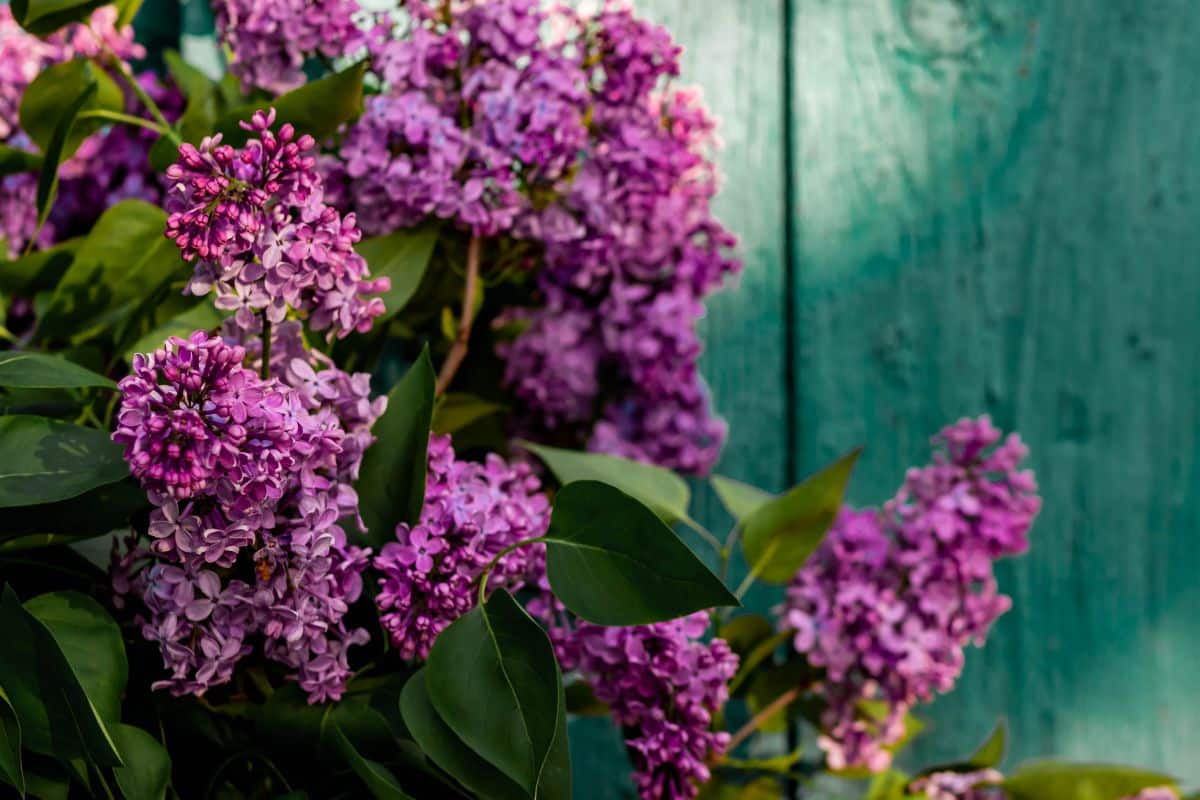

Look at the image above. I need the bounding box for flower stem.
[718,684,803,759]
[476,535,548,608]
[260,312,272,380]
[96,43,180,145]
[77,108,169,135]
[435,235,482,396]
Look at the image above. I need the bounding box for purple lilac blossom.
[164,109,388,338]
[112,330,384,703]
[908,769,1004,800]
[542,612,737,800]
[778,417,1041,771]
[374,433,549,661]
[322,0,739,473]
[212,0,365,94]
[1122,790,1179,800]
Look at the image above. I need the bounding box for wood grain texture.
[568,2,792,796]
[790,0,1200,781]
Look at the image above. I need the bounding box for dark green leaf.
[123,302,225,362]
[19,60,122,158]
[355,349,435,547]
[740,448,861,584]
[356,224,440,322]
[0,586,122,766]
[864,770,911,800]
[0,479,146,551]
[425,591,563,796]
[24,591,127,731]
[696,777,783,800]
[538,696,571,800]
[718,614,774,657]
[9,0,110,35]
[524,441,693,525]
[0,239,78,296]
[36,200,189,344]
[728,629,792,696]
[114,0,144,27]
[216,63,367,148]
[112,724,170,800]
[21,757,69,800]
[0,416,127,507]
[35,81,96,228]
[1002,762,1177,800]
[746,659,812,734]
[0,687,23,796]
[720,749,803,776]
[432,393,504,436]
[0,146,40,177]
[545,481,738,625]
[710,475,773,522]
[0,353,114,389]
[327,719,413,800]
[399,670,526,800]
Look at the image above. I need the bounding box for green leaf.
[327,719,413,800]
[544,480,738,625]
[968,720,1007,769]
[564,681,608,717]
[0,479,146,551]
[216,63,367,148]
[24,591,127,731]
[0,238,78,296]
[865,770,912,800]
[149,51,221,172]
[740,448,861,584]
[720,748,803,775]
[710,475,773,522]
[123,302,225,362]
[35,81,96,229]
[523,441,693,525]
[0,353,114,390]
[114,0,143,28]
[0,416,127,508]
[0,146,40,177]
[0,687,23,796]
[399,670,526,800]
[1002,762,1177,800]
[718,614,774,657]
[36,200,189,344]
[19,60,122,158]
[9,0,110,35]
[355,349,435,548]
[432,393,504,435]
[0,587,122,767]
[356,224,440,322]
[746,659,812,734]
[696,777,783,800]
[728,629,792,697]
[425,590,564,796]
[112,725,170,800]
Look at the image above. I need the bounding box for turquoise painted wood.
[790,0,1200,784]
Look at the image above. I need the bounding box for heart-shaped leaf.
[399,670,526,800]
[0,353,114,390]
[544,480,738,625]
[19,60,122,159]
[215,63,367,148]
[112,724,170,800]
[355,349,435,547]
[740,448,860,584]
[523,442,692,525]
[0,587,122,766]
[0,416,127,508]
[356,224,440,322]
[425,590,564,796]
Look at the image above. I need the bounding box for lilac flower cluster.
[909,769,1004,800]
[779,417,1041,771]
[1123,790,1180,800]
[374,433,549,661]
[314,0,739,473]
[213,0,365,94]
[112,329,384,702]
[164,109,388,338]
[547,613,737,800]
[0,5,168,256]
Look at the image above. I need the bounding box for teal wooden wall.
[139,0,1200,794]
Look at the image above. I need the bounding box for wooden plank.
[567,1,791,796]
[790,0,1200,780]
